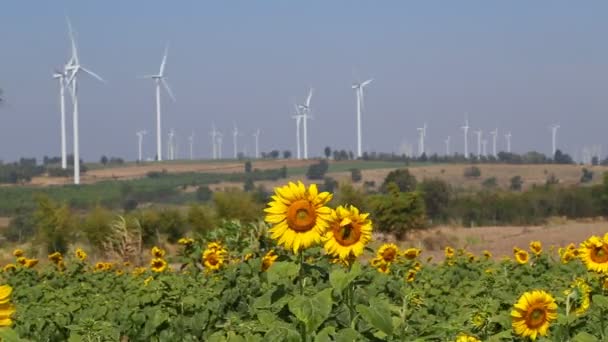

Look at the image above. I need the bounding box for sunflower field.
[1,181,608,341]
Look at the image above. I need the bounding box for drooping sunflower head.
[24,259,38,268]
[0,285,12,304]
[413,261,422,272]
[467,252,476,263]
[133,267,146,276]
[323,205,372,261]
[261,250,278,272]
[529,241,542,256]
[406,269,416,283]
[564,278,591,316]
[560,250,574,264]
[2,264,16,273]
[445,246,455,259]
[75,248,87,262]
[12,249,24,258]
[514,250,529,265]
[264,181,333,254]
[403,248,422,260]
[151,246,166,259]
[483,250,492,259]
[203,248,227,271]
[16,257,26,266]
[579,235,608,273]
[115,269,124,276]
[178,237,195,246]
[48,252,63,264]
[377,243,399,264]
[0,285,14,327]
[150,258,168,273]
[511,290,557,341]
[455,333,481,342]
[95,262,106,271]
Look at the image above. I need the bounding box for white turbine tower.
[490,128,498,157]
[474,130,482,158]
[445,136,451,156]
[550,124,560,157]
[64,18,105,185]
[253,129,260,159]
[136,130,147,162]
[53,68,68,169]
[167,129,175,160]
[210,125,218,159]
[232,123,239,159]
[461,114,470,158]
[417,127,425,156]
[482,140,488,157]
[143,44,175,162]
[297,88,313,159]
[505,132,512,153]
[216,131,223,159]
[352,78,373,158]
[292,104,304,160]
[188,132,194,160]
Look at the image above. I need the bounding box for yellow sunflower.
[261,250,278,271]
[403,248,422,260]
[377,243,399,264]
[579,235,608,273]
[150,258,168,273]
[376,262,390,274]
[511,290,557,341]
[445,246,455,259]
[564,278,591,316]
[602,277,608,290]
[95,262,106,271]
[0,285,14,327]
[203,248,226,271]
[264,181,333,253]
[12,249,24,258]
[143,276,154,286]
[132,267,146,276]
[455,333,481,342]
[323,205,372,261]
[178,237,194,246]
[2,264,16,273]
[24,259,38,268]
[207,242,223,251]
[406,269,416,283]
[75,248,87,262]
[529,241,542,256]
[244,253,254,261]
[115,269,124,276]
[514,250,529,265]
[483,250,492,259]
[560,250,574,264]
[466,252,476,263]
[48,252,63,264]
[151,246,166,258]
[16,257,26,266]
[413,261,422,272]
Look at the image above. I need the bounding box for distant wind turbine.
[490,129,498,157]
[167,129,175,160]
[53,68,68,169]
[292,104,304,160]
[188,132,194,160]
[505,132,512,153]
[210,125,218,159]
[297,88,313,159]
[417,127,425,156]
[461,113,470,158]
[142,43,175,162]
[253,129,260,159]
[64,17,106,185]
[352,78,373,158]
[482,140,488,157]
[136,130,147,161]
[550,124,560,157]
[445,136,451,156]
[232,123,239,159]
[216,131,223,159]
[474,130,482,158]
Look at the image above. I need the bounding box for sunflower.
[406,269,416,282]
[514,250,529,265]
[567,243,579,256]
[207,242,223,251]
[143,276,154,286]
[377,244,399,264]
[0,285,14,327]
[579,235,608,273]
[151,246,166,258]
[12,249,24,258]
[455,333,481,342]
[243,253,254,261]
[560,250,575,264]
[483,250,492,259]
[466,252,476,262]
[511,290,557,341]
[264,181,333,253]
[150,258,168,273]
[323,205,372,261]
[602,277,608,290]
[115,269,124,276]
[529,241,542,256]
[261,250,278,271]
[412,261,422,272]
[2,264,16,273]
[48,252,63,264]
[203,248,226,271]
[445,246,455,259]
[24,259,38,268]
[564,278,591,316]
[75,248,87,262]
[133,267,146,276]
[403,248,421,260]
[178,237,194,246]
[376,262,390,274]
[16,257,26,266]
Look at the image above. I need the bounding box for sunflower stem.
[297,251,307,342]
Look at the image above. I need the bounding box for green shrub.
[380,169,417,193]
[213,189,261,223]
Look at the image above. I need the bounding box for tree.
[482,177,498,189]
[350,168,362,183]
[463,166,481,178]
[306,160,329,180]
[196,186,213,202]
[83,205,114,249]
[100,155,108,165]
[282,150,292,159]
[322,177,338,193]
[244,161,252,173]
[419,179,450,221]
[244,177,255,192]
[509,175,523,191]
[213,189,262,223]
[380,169,417,193]
[33,195,75,254]
[369,183,426,239]
[324,146,331,159]
[187,204,215,234]
[580,168,594,183]
[554,149,574,164]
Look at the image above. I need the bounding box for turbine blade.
[81,67,106,83]
[361,78,373,87]
[160,43,169,76]
[306,88,313,107]
[161,78,176,102]
[66,16,78,63]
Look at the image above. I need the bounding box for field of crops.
[1,181,608,341]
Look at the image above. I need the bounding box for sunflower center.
[333,222,362,247]
[591,246,608,263]
[526,306,547,329]
[207,253,220,265]
[382,249,397,262]
[286,200,317,232]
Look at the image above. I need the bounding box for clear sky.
[1,1,607,162]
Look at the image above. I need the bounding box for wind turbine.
[417,127,425,156]
[505,132,512,153]
[461,113,470,158]
[136,130,147,162]
[53,69,68,169]
[142,44,175,162]
[292,104,304,159]
[232,123,239,159]
[445,136,451,156]
[210,125,218,159]
[167,129,175,160]
[64,18,105,185]
[550,124,560,157]
[482,140,488,157]
[297,88,313,159]
[474,130,482,158]
[188,132,194,160]
[352,78,373,158]
[253,129,260,159]
[490,129,498,157]
[216,131,223,159]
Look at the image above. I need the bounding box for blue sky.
[1,1,607,162]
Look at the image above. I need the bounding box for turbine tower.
[53,69,68,169]
[142,44,175,162]
[210,125,218,159]
[505,132,512,153]
[461,114,470,158]
[474,130,482,158]
[167,129,175,160]
[188,132,194,160]
[482,140,488,157]
[417,127,425,156]
[136,130,147,162]
[445,136,451,156]
[64,18,105,185]
[253,129,260,159]
[216,131,223,159]
[550,124,560,157]
[490,129,498,157]
[292,104,304,159]
[352,78,373,158]
[297,88,313,159]
[232,123,239,159]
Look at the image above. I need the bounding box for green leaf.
[264,325,301,342]
[592,294,608,309]
[356,297,393,336]
[314,326,336,342]
[335,328,361,342]
[0,328,27,342]
[266,261,299,284]
[288,288,333,334]
[329,262,362,294]
[572,331,599,342]
[487,330,512,342]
